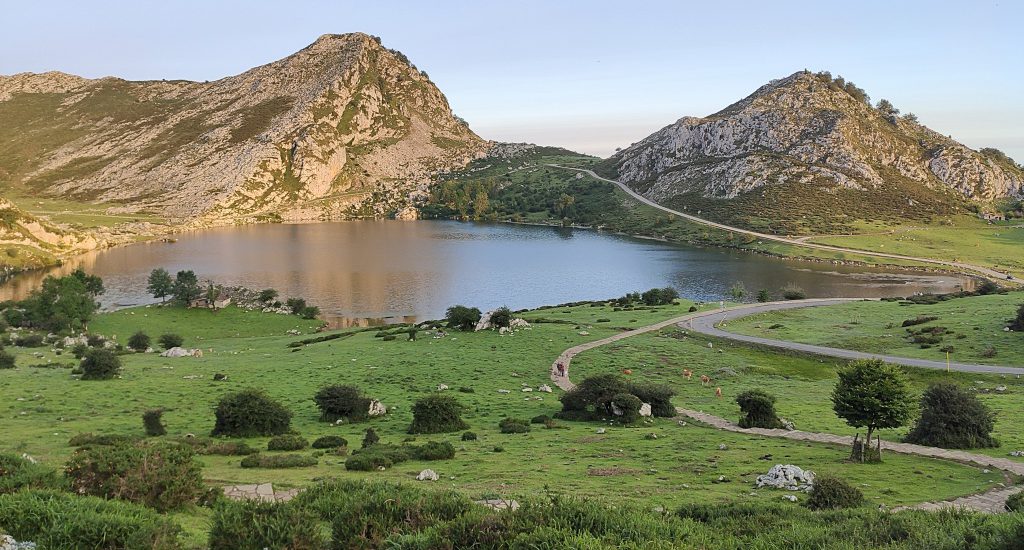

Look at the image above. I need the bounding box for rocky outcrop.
[602,71,1023,230]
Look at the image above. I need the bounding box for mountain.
[0,33,488,227]
[598,71,1024,234]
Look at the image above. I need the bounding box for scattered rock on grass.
[416,469,439,481]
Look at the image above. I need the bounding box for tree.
[361,427,380,448]
[876,98,899,116]
[127,331,151,352]
[147,269,173,303]
[0,350,14,370]
[445,305,481,331]
[211,389,292,437]
[159,333,183,349]
[258,289,278,303]
[729,282,746,302]
[22,273,100,331]
[408,394,469,434]
[490,306,513,329]
[204,283,222,313]
[756,288,772,303]
[904,382,998,449]
[736,389,784,429]
[172,271,200,304]
[80,348,122,380]
[831,360,913,462]
[286,298,307,315]
[640,287,679,306]
[314,385,370,422]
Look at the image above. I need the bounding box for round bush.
[311,436,348,449]
[490,306,513,328]
[806,475,864,510]
[445,305,482,331]
[628,383,677,417]
[209,499,326,550]
[362,428,380,448]
[267,434,308,451]
[1006,492,1024,512]
[158,333,183,349]
[345,453,393,471]
[127,331,150,352]
[239,453,317,469]
[736,389,784,429]
[80,348,121,380]
[414,441,456,460]
[142,409,166,437]
[499,417,530,434]
[0,350,14,370]
[314,384,370,422]
[905,382,999,449]
[611,393,642,424]
[461,431,477,441]
[0,453,65,494]
[211,389,292,437]
[531,415,551,425]
[408,394,469,434]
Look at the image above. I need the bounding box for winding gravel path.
[550,300,1024,512]
[549,165,1017,283]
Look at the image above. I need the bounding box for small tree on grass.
[127,331,150,352]
[831,360,913,462]
[159,333,183,350]
[314,385,370,423]
[904,382,998,449]
[757,288,772,303]
[558,374,629,418]
[408,394,469,434]
[807,475,864,510]
[490,306,513,329]
[172,270,201,305]
[736,389,784,429]
[299,306,320,320]
[286,298,307,315]
[611,393,642,424]
[729,282,746,301]
[781,284,806,300]
[258,289,279,303]
[362,428,380,448]
[445,305,481,331]
[147,268,173,303]
[80,348,121,380]
[142,409,166,437]
[211,389,292,437]
[0,350,14,370]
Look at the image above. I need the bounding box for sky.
[1,0,1022,160]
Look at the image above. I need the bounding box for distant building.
[188,293,232,310]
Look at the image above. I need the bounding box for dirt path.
[549,165,1017,283]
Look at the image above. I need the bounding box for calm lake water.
[1,220,971,326]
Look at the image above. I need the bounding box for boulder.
[160,347,200,358]
[537,385,553,393]
[416,469,439,481]
[437,384,449,391]
[639,403,653,417]
[367,399,387,417]
[756,464,815,492]
[474,311,494,332]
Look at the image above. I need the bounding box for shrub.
[1011,303,1024,331]
[490,306,513,328]
[159,333,184,349]
[628,382,676,417]
[611,393,642,424]
[68,432,141,447]
[197,441,258,456]
[86,334,106,347]
[362,427,380,448]
[64,441,204,511]
[499,417,530,434]
[143,409,167,436]
[461,431,477,441]
[781,284,806,300]
[557,373,629,418]
[0,490,181,550]
[299,306,320,319]
[757,288,772,302]
[80,348,121,380]
[285,297,307,314]
[904,382,999,449]
[414,441,456,460]
[445,304,482,331]
[902,315,938,327]
[736,389,784,429]
[1006,492,1024,512]
[688,305,698,312]
[382,334,397,341]
[71,342,88,359]
[239,453,317,469]
[344,453,394,471]
[806,475,864,510]
[640,287,679,306]
[0,350,14,369]
[267,434,308,451]
[258,288,279,303]
[531,414,551,424]
[211,389,292,437]
[314,384,370,422]
[209,499,326,550]
[14,333,44,347]
[0,453,65,494]
[128,331,151,352]
[408,394,469,434]
[311,436,348,449]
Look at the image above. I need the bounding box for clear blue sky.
[2,0,1021,159]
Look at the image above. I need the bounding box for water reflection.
[1,220,971,326]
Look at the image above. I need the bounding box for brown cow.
[683,369,693,380]
[715,387,723,399]
[700,374,711,386]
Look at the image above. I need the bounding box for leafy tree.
[314,385,370,422]
[211,389,292,437]
[142,409,166,437]
[736,389,784,429]
[490,306,513,329]
[204,283,222,312]
[70,268,105,297]
[286,298,307,314]
[445,305,482,331]
[558,374,630,417]
[172,270,200,304]
[628,383,676,417]
[22,273,100,331]
[904,382,998,449]
[807,475,864,510]
[756,288,772,303]
[876,99,899,116]
[0,350,14,370]
[361,428,380,448]
[408,394,469,434]
[80,348,122,380]
[902,112,919,124]
[640,287,679,306]
[146,269,173,303]
[127,331,150,352]
[258,289,278,303]
[159,333,183,349]
[831,360,913,462]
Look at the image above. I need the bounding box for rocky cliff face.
[601,71,1024,232]
[0,33,488,227]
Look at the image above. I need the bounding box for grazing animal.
[683,369,693,380]
[715,387,723,399]
[700,374,711,386]
[623,369,633,375]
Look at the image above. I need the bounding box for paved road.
[681,299,1024,373]
[548,165,1017,283]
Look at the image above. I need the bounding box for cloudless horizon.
[2,0,1021,160]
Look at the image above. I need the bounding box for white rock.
[437,384,449,391]
[160,347,200,358]
[639,403,653,417]
[596,428,606,434]
[497,389,511,394]
[416,469,439,481]
[756,464,815,492]
[1010,450,1024,457]
[783,494,798,502]
[367,399,387,417]
[521,387,533,392]
[538,385,553,393]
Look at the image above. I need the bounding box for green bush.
[64,441,204,511]
[311,435,348,449]
[68,432,141,447]
[80,347,121,380]
[159,333,184,349]
[557,373,629,418]
[211,389,292,437]
[781,284,806,300]
[611,393,642,424]
[806,475,865,510]
[1006,491,1024,512]
[267,434,308,451]
[362,427,380,448]
[0,453,65,494]
[499,417,531,434]
[445,304,482,331]
[239,453,317,469]
[209,499,326,550]
[313,384,370,422]
[14,333,44,347]
[299,306,320,320]
[408,394,469,434]
[190,440,258,456]
[905,382,999,449]
[490,306,513,328]
[413,441,456,460]
[127,330,151,352]
[143,408,167,436]
[531,414,551,424]
[0,490,181,549]
[344,452,394,471]
[628,382,677,417]
[640,287,679,305]
[736,389,784,429]
[461,431,477,441]
[0,350,14,369]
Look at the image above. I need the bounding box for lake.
[0,220,971,326]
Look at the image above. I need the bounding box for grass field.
[727,292,1024,366]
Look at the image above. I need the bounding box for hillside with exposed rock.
[599,71,1024,234]
[0,33,487,230]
